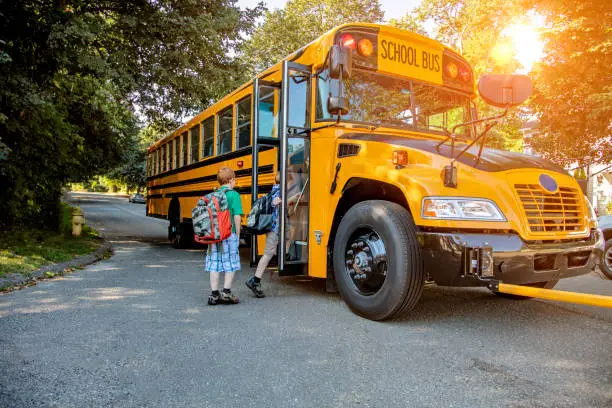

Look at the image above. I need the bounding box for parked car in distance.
[599,215,612,279]
[129,193,146,204]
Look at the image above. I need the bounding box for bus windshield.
[317,70,473,137]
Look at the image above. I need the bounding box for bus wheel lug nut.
[363,247,370,252]
[346,250,354,256]
[346,260,352,265]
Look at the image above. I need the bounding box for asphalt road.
[1,192,610,408]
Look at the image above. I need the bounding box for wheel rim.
[605,246,612,270]
[344,228,388,296]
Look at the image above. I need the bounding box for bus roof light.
[357,38,374,57]
[445,62,458,79]
[340,33,356,50]
[459,66,471,82]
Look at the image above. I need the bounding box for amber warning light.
[357,38,374,57]
[392,150,408,167]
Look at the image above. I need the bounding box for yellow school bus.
[146,23,604,320]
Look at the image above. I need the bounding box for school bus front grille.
[514,184,585,233]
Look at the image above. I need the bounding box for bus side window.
[168,141,174,170]
[190,125,199,164]
[288,73,309,129]
[218,106,233,155]
[201,117,214,158]
[161,144,166,172]
[174,138,180,169]
[259,86,278,137]
[236,95,251,148]
[182,132,188,167]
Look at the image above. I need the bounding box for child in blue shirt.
[246,172,282,298]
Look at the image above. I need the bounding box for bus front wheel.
[333,200,424,321]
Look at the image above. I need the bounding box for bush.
[91,184,108,192]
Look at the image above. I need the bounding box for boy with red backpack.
[204,167,243,305]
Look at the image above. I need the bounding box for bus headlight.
[422,197,506,221]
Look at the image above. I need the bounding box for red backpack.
[192,188,232,244]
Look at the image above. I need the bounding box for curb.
[0,241,113,292]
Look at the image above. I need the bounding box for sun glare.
[505,22,544,72]
[492,14,545,73]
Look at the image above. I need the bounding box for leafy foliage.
[243,0,384,74]
[0,0,260,230]
[529,0,612,166]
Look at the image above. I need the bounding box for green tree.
[243,0,384,74]
[529,0,612,166]
[0,0,260,230]
[105,120,176,193]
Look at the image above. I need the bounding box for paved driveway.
[1,192,610,407]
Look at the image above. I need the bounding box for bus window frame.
[217,105,234,155]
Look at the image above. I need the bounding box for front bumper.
[419,229,604,287]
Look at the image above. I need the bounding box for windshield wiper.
[436,107,509,187]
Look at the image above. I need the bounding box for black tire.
[172,222,193,249]
[333,200,424,321]
[490,279,559,300]
[601,238,612,279]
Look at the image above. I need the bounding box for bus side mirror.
[478,75,532,108]
[329,45,352,80]
[327,96,349,115]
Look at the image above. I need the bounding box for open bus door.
[251,78,281,266]
[279,61,311,276]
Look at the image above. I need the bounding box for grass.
[0,203,102,278]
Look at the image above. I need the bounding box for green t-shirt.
[220,186,243,233]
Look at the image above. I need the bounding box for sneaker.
[207,293,220,305]
[246,277,266,298]
[219,291,239,304]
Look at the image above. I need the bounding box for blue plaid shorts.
[205,233,241,273]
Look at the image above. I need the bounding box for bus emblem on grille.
[539,174,558,193]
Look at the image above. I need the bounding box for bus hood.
[342,133,568,174]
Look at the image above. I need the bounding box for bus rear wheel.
[333,200,424,321]
[169,219,192,249]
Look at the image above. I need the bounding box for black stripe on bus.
[148,164,274,191]
[148,213,167,220]
[158,184,275,199]
[147,145,275,182]
[147,185,274,200]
